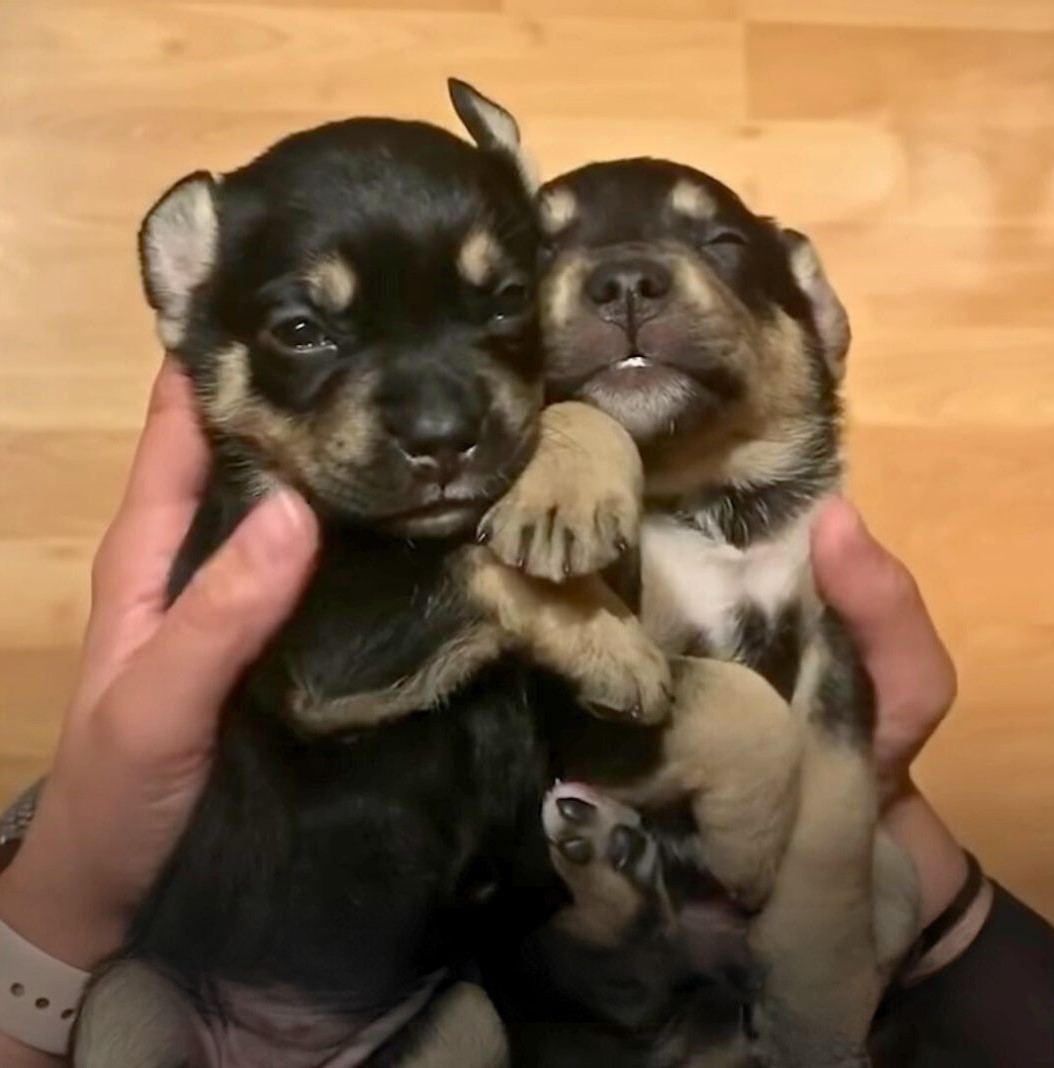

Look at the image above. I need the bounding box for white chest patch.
[640,506,819,658]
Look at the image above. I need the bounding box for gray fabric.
[0,779,42,845]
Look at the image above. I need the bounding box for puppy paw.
[543,783,663,929]
[478,401,642,581]
[578,616,672,725]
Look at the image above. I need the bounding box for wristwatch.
[0,779,90,1055]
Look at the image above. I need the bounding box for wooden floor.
[1,0,1052,918]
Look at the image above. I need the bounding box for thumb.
[811,498,955,718]
[103,489,318,758]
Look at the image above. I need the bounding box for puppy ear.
[138,171,220,347]
[448,78,538,191]
[782,228,851,380]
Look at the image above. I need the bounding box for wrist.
[880,782,969,929]
[0,829,126,972]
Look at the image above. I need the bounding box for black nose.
[386,404,481,486]
[586,258,672,316]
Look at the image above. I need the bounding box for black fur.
[85,112,717,1068]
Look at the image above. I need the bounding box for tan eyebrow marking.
[305,253,356,312]
[669,179,716,221]
[539,187,578,235]
[458,226,505,286]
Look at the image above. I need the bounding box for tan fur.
[395,983,509,1068]
[467,548,671,725]
[614,657,804,910]
[305,253,356,312]
[542,253,589,331]
[458,226,504,286]
[482,401,643,581]
[547,794,672,949]
[748,730,881,1066]
[669,179,716,221]
[539,187,578,235]
[202,343,381,497]
[75,962,193,1068]
[290,622,506,734]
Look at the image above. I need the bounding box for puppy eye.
[267,316,333,352]
[489,280,530,322]
[705,229,747,247]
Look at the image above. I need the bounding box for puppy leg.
[615,657,804,910]
[544,782,670,950]
[537,782,692,1031]
[480,402,643,582]
[747,728,880,1068]
[391,983,509,1068]
[466,548,671,724]
[73,960,196,1068]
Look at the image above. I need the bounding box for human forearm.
[881,783,970,930]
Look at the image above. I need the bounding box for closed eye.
[705,228,747,247]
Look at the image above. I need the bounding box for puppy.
[456,135,920,1062]
[73,90,691,1068]
[536,159,922,1064]
[74,81,793,1068]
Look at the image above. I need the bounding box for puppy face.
[536,160,849,452]
[141,105,540,538]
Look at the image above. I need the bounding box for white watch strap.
[0,917,89,1054]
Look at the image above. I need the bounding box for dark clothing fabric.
[872,883,1054,1067]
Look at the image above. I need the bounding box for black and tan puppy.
[463,144,921,1063]
[73,81,795,1068]
[71,89,703,1068]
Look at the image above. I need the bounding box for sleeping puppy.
[72,94,695,1068]
[535,160,922,1064]
[462,141,920,1062]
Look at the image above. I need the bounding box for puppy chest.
[641,512,816,675]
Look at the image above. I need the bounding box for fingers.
[90,362,209,613]
[78,363,211,707]
[98,489,318,762]
[811,498,956,721]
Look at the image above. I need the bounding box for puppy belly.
[188,975,443,1068]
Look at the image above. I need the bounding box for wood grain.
[1,0,1051,917]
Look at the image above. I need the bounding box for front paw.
[478,401,643,581]
[479,488,638,583]
[578,617,672,725]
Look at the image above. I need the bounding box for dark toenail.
[558,837,593,864]
[557,797,595,825]
[609,824,647,872]
[616,536,628,553]
[476,526,491,544]
[630,704,643,720]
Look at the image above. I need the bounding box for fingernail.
[246,489,314,563]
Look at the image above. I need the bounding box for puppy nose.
[390,408,480,485]
[585,258,672,313]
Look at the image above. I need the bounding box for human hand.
[811,498,957,805]
[0,362,318,970]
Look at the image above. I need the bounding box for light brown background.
[1,0,1052,917]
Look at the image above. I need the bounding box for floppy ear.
[782,228,851,380]
[138,171,220,348]
[448,78,538,192]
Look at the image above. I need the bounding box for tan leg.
[479,401,643,582]
[73,961,195,1068]
[748,729,881,1068]
[394,983,509,1068]
[616,657,804,910]
[467,548,671,724]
